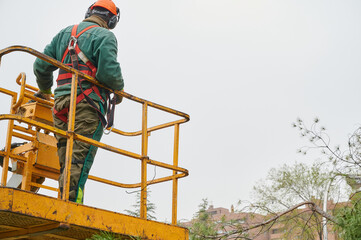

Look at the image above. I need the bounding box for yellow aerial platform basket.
[0,46,190,240]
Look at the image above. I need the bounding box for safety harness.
[54,24,116,128]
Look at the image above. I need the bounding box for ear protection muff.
[85,4,120,29]
[107,7,120,29]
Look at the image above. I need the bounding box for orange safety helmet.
[91,0,118,16]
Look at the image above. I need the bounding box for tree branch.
[201,201,338,239]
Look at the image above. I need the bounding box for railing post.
[172,124,180,225]
[1,122,14,187]
[62,73,78,201]
[140,103,148,219]
[1,92,17,186]
[21,151,35,191]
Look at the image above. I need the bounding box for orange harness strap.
[54,24,110,127]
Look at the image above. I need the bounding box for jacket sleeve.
[94,31,124,91]
[33,34,59,94]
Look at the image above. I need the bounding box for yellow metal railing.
[0,46,189,225]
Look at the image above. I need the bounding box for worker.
[33,0,124,204]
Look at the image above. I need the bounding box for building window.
[208,211,217,215]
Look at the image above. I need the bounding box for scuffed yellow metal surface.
[0,188,189,240]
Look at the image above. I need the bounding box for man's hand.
[115,94,123,104]
[34,91,51,101]
[114,90,124,104]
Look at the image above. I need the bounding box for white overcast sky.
[1,0,361,222]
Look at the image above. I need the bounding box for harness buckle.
[68,36,78,50]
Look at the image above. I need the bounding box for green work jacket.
[33,21,124,103]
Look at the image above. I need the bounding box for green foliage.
[86,231,123,240]
[252,162,339,212]
[251,161,348,239]
[336,201,361,240]
[189,199,218,240]
[291,117,361,237]
[124,190,157,221]
[87,231,141,240]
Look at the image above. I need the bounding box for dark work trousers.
[53,95,104,203]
